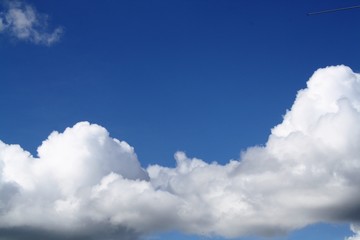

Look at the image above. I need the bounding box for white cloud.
[0,1,63,45]
[1,65,360,239]
[346,225,360,240]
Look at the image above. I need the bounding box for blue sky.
[1,1,360,240]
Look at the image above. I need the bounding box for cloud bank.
[0,1,63,45]
[1,65,360,239]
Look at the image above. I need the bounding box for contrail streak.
[307,5,360,16]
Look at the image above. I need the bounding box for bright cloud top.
[1,65,360,239]
[0,1,63,45]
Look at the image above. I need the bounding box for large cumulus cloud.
[1,65,360,239]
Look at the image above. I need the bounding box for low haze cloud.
[1,65,360,239]
[0,1,63,45]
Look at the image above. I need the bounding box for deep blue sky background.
[1,0,360,239]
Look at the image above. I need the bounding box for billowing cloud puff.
[347,225,360,240]
[1,65,360,239]
[0,1,63,45]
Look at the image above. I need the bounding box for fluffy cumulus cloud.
[1,65,360,239]
[0,1,63,45]
[346,225,360,240]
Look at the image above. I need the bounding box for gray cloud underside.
[1,65,360,239]
[0,226,139,240]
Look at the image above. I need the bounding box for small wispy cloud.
[0,1,63,45]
